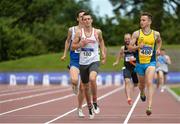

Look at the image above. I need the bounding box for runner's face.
[124,35,131,45]
[77,12,85,24]
[140,16,151,28]
[82,15,92,27]
[160,50,165,55]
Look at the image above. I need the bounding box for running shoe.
[93,102,100,114]
[160,88,164,92]
[77,108,85,118]
[160,85,166,92]
[140,92,146,102]
[89,107,95,119]
[146,106,152,116]
[127,99,132,105]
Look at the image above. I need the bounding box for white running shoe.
[93,103,100,114]
[160,88,164,92]
[77,108,85,118]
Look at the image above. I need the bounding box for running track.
[0,84,179,124]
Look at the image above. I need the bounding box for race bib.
[81,48,94,57]
[83,51,92,57]
[140,45,153,56]
[125,54,135,62]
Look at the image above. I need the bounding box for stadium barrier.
[0,72,180,85]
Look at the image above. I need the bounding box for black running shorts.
[79,61,100,84]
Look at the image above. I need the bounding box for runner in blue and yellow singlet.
[128,12,162,116]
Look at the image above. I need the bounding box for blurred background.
[0,0,179,85]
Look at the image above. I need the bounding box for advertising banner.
[0,72,179,85]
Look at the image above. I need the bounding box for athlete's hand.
[61,55,66,61]
[139,42,144,49]
[101,52,106,64]
[79,39,90,47]
[101,57,106,64]
[156,48,161,56]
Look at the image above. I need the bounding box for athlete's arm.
[113,46,124,66]
[97,29,106,64]
[61,28,72,61]
[166,55,171,65]
[128,31,141,51]
[71,29,81,50]
[155,31,162,55]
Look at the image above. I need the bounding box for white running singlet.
[79,28,100,65]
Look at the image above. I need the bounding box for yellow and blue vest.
[136,29,156,64]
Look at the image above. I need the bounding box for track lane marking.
[0,94,74,116]
[0,88,71,104]
[0,86,67,97]
[0,86,109,116]
[44,86,124,124]
[123,93,140,124]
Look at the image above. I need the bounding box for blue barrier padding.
[0,72,179,85]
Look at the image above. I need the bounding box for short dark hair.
[82,11,91,17]
[141,12,152,21]
[76,9,86,18]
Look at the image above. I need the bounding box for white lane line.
[123,93,140,124]
[0,94,74,116]
[0,88,71,104]
[0,86,40,93]
[166,86,180,102]
[44,86,124,124]
[0,85,109,116]
[0,86,66,97]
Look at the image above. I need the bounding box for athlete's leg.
[78,81,85,109]
[135,64,146,101]
[137,74,146,102]
[89,71,100,114]
[123,68,133,104]
[154,72,159,89]
[161,72,167,92]
[83,83,92,105]
[145,66,155,115]
[70,66,85,116]
[80,65,94,119]
[164,73,167,86]
[137,74,145,94]
[89,62,100,114]
[131,71,138,87]
[89,71,97,103]
[77,81,85,117]
[69,66,79,94]
[157,70,164,90]
[124,78,132,105]
[70,66,79,86]
[124,78,131,100]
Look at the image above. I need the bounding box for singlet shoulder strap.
[94,28,99,41]
[81,28,86,38]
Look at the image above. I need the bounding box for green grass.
[0,50,123,72]
[0,53,69,72]
[0,45,180,72]
[171,87,180,96]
